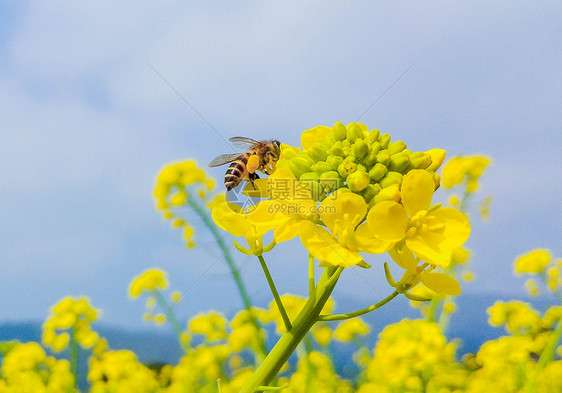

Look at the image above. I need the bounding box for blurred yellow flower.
[129,268,168,298]
[311,324,332,347]
[154,159,217,248]
[524,278,541,297]
[546,258,562,291]
[442,155,490,192]
[487,301,541,335]
[188,311,228,342]
[42,296,100,352]
[364,319,465,392]
[88,350,160,393]
[514,249,551,275]
[0,342,75,392]
[333,318,370,342]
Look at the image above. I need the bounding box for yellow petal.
[320,192,367,233]
[429,207,471,249]
[211,202,251,237]
[388,245,417,270]
[301,126,332,150]
[401,169,434,216]
[349,223,392,254]
[406,236,451,267]
[406,207,470,267]
[247,201,286,236]
[299,221,363,267]
[419,272,461,295]
[366,201,408,241]
[274,218,301,243]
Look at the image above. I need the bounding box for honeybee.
[208,137,281,191]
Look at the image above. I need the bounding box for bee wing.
[208,153,241,167]
[229,136,259,149]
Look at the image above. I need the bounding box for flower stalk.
[258,255,292,332]
[69,329,79,385]
[239,267,343,393]
[151,290,184,340]
[318,291,399,321]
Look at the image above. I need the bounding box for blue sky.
[1,1,561,329]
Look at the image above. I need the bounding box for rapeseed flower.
[284,351,355,393]
[0,342,75,392]
[211,201,280,255]
[88,350,160,393]
[129,268,168,298]
[278,122,443,203]
[442,155,490,193]
[387,245,462,296]
[42,296,100,352]
[333,318,370,342]
[298,192,391,267]
[207,122,473,391]
[362,319,466,392]
[214,122,466,273]
[487,301,541,335]
[525,278,541,297]
[514,249,552,275]
[229,308,269,352]
[368,169,470,267]
[188,311,228,342]
[154,159,215,248]
[546,258,562,291]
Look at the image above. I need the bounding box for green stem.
[69,329,79,386]
[152,290,184,339]
[537,319,562,367]
[240,267,343,393]
[258,255,292,332]
[256,385,288,391]
[437,296,453,332]
[188,198,267,359]
[308,254,315,300]
[318,291,399,321]
[425,294,439,322]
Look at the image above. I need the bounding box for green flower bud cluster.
[283,122,443,203]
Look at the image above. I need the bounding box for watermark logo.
[225,177,340,214]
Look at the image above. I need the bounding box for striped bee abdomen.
[224,153,249,191]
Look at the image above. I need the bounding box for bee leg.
[248,172,260,189]
[263,159,273,175]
